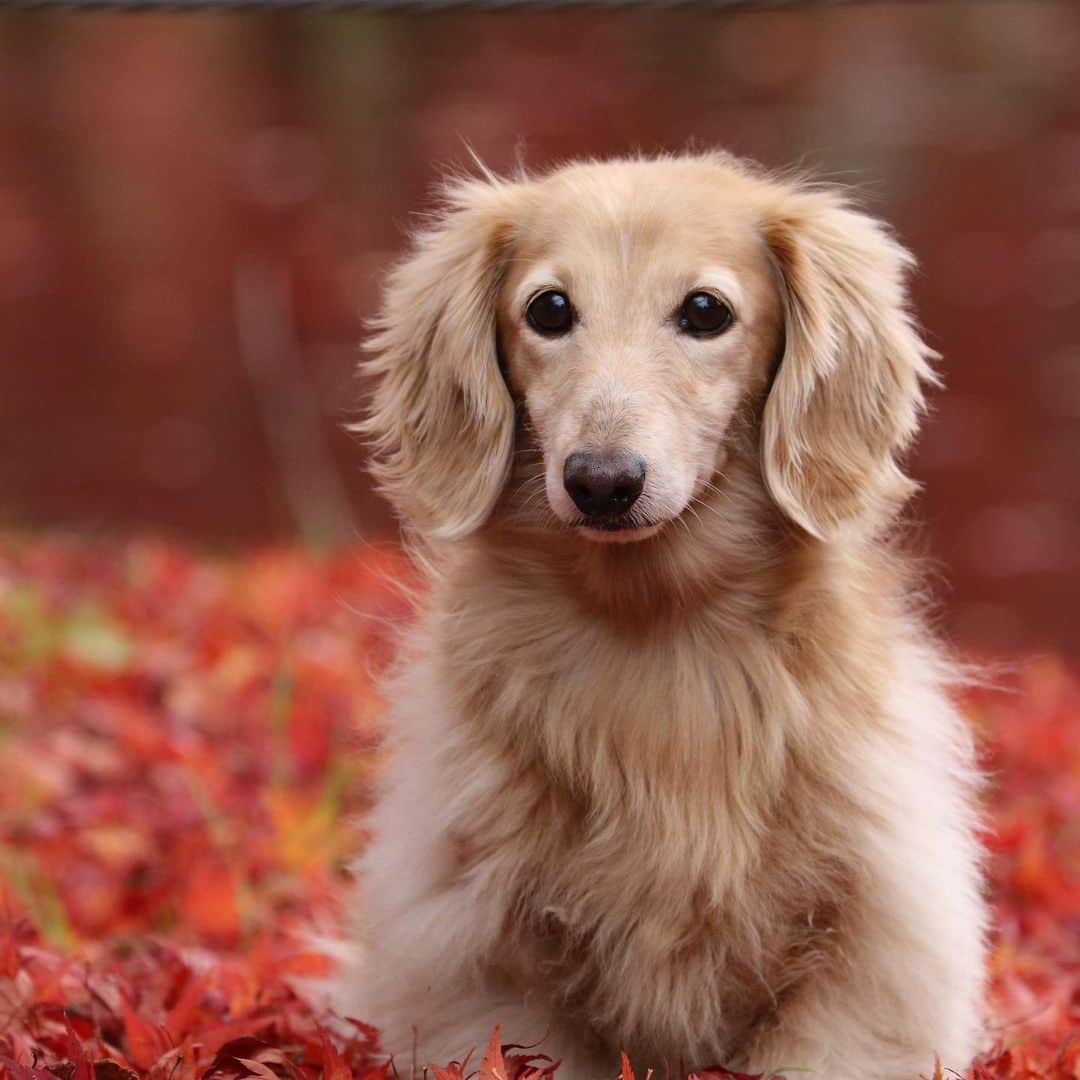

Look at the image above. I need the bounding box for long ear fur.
[359,176,520,540]
[760,186,939,539]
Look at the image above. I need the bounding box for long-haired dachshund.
[337,152,986,1080]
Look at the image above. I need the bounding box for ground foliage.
[0,534,1076,1080]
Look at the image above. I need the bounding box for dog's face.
[497,166,783,543]
[363,154,934,548]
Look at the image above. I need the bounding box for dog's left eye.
[679,292,734,337]
[526,290,574,336]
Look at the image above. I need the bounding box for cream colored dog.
[339,152,987,1080]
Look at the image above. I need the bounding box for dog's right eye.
[526,290,574,336]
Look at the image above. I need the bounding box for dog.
[338,152,987,1080]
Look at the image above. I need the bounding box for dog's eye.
[526,290,574,336]
[678,292,734,337]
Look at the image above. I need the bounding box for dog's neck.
[414,431,915,834]
[426,456,896,816]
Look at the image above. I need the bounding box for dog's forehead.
[511,162,769,294]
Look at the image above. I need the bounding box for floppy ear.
[760,186,938,539]
[359,176,520,540]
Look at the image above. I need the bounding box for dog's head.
[361,154,935,547]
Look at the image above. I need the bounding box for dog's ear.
[760,187,938,539]
[359,176,521,540]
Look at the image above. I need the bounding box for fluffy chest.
[435,602,858,1062]
[467,744,854,1066]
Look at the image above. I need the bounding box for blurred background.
[0,2,1077,656]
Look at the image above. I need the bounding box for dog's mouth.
[571,514,667,544]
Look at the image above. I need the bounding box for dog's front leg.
[734,961,978,1080]
[366,979,560,1078]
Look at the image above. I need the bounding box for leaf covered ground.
[0,534,1077,1080]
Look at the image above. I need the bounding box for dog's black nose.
[563,451,646,517]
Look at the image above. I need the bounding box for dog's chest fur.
[433,563,871,1065]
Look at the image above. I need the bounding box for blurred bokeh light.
[0,4,1077,655]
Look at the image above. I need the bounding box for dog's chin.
[574,519,667,545]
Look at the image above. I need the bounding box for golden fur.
[337,153,987,1080]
